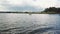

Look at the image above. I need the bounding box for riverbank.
[40,11,60,14]
[0,12,60,14]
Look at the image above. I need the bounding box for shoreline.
[0,12,60,14]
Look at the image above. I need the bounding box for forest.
[41,7,60,14]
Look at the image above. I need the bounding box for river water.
[0,13,60,34]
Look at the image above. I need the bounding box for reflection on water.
[0,13,60,34]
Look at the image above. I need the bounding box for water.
[0,13,60,34]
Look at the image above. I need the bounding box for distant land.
[41,7,60,14]
[0,7,60,14]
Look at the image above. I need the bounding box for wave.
[0,25,54,34]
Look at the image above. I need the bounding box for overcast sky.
[0,0,60,11]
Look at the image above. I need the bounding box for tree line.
[43,7,60,13]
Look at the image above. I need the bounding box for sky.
[0,0,60,11]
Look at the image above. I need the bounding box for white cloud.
[0,0,59,11]
[56,0,60,7]
[26,0,57,8]
[7,0,25,6]
[6,0,57,8]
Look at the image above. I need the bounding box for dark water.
[0,13,60,34]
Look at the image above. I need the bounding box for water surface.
[0,13,60,34]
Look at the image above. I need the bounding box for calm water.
[0,13,60,34]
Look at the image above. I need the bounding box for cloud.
[56,0,60,7]
[0,0,59,11]
[26,0,57,8]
